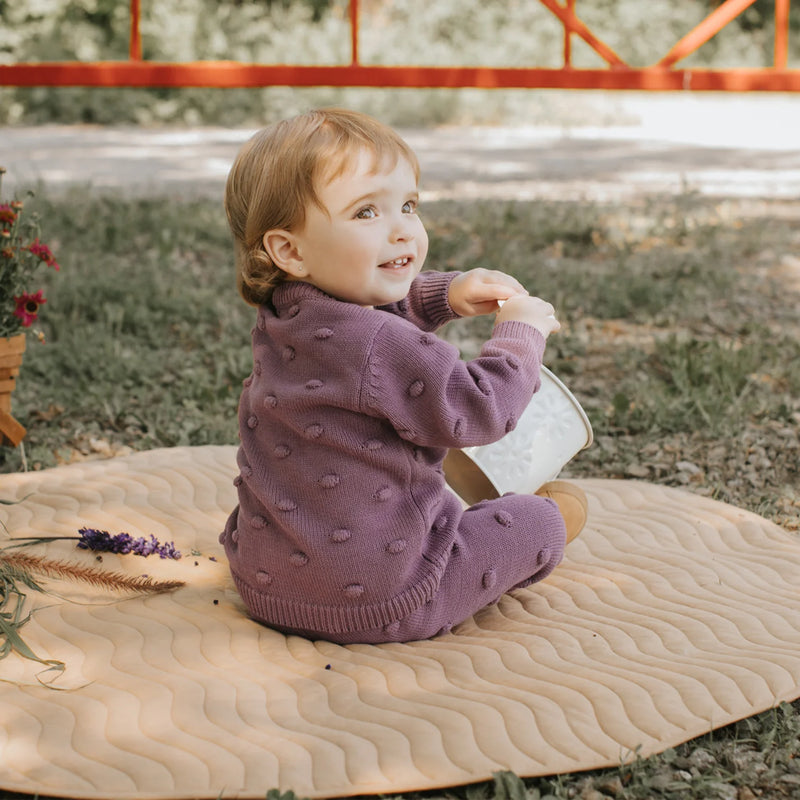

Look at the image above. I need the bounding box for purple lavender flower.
[77,528,182,560]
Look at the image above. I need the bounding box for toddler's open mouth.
[379,257,412,270]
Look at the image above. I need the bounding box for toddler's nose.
[390,215,415,242]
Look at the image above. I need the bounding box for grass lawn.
[2,188,800,799]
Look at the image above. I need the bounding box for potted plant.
[0,166,60,446]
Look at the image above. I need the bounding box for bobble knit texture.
[221,271,566,642]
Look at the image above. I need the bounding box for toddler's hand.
[448,268,528,318]
[494,294,561,339]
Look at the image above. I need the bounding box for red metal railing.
[0,0,796,92]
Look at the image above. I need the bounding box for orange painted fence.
[0,0,797,92]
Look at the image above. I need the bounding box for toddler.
[220,108,587,644]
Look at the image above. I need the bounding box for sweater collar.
[270,280,393,320]
[271,281,332,313]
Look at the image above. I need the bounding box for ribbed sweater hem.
[232,566,443,635]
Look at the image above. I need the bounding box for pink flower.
[13,290,46,327]
[26,238,60,271]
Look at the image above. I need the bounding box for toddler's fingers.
[467,268,525,294]
[481,271,527,297]
[484,282,528,304]
[495,291,529,308]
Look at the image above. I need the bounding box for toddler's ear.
[263,230,305,277]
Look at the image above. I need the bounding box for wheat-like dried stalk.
[0,552,184,594]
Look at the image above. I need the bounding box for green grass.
[2,193,252,465]
[2,189,800,799]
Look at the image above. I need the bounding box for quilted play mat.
[1,445,800,800]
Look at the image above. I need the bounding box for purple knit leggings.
[270,492,566,644]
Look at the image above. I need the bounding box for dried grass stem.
[0,552,184,594]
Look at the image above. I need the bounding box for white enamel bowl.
[443,366,593,506]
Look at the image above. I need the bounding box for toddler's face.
[286,149,428,307]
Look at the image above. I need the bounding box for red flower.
[0,203,17,225]
[26,238,60,271]
[13,290,46,327]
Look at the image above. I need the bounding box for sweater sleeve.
[362,317,546,448]
[376,270,461,332]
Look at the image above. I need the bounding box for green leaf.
[266,790,307,800]
[492,771,529,800]
[0,606,65,673]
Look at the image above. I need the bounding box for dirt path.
[2,93,799,202]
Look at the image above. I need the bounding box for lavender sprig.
[77,528,182,560]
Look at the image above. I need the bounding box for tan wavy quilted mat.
[2,445,800,800]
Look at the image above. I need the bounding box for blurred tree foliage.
[0,0,795,126]
[712,0,800,32]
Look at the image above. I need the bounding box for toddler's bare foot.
[536,480,588,543]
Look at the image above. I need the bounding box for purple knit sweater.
[221,270,546,634]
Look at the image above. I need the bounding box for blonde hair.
[224,108,420,307]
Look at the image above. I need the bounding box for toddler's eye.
[402,200,417,214]
[355,206,376,219]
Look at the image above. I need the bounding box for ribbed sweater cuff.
[491,319,546,347]
[419,270,460,325]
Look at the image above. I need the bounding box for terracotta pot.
[0,333,27,446]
